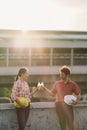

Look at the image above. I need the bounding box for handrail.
[0,97,12,103]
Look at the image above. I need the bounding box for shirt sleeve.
[73,82,81,95]
[24,82,31,99]
[11,82,19,101]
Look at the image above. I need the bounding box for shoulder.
[69,80,79,89]
[54,80,62,87]
[69,80,78,86]
[55,80,63,84]
[13,80,22,88]
[14,80,20,85]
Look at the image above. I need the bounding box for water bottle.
[37,82,41,90]
[40,82,44,87]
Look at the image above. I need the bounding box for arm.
[12,83,27,107]
[72,93,81,105]
[72,82,81,105]
[41,86,55,97]
[76,93,81,101]
[30,87,38,97]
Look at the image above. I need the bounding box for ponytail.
[15,75,19,81]
[15,67,28,81]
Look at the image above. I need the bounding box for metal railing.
[0,97,12,103]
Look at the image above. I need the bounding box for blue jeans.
[16,104,30,130]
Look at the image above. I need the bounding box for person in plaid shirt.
[11,67,38,130]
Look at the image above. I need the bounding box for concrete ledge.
[0,101,87,110]
[0,102,87,130]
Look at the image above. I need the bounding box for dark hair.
[60,65,70,75]
[16,67,28,81]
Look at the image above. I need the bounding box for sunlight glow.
[12,31,28,47]
[0,0,78,30]
[12,30,45,48]
[0,0,87,31]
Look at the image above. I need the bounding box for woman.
[11,67,38,130]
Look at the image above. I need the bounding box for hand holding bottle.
[37,82,41,90]
[37,82,44,90]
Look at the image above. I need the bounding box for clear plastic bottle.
[37,82,41,90]
[40,82,44,87]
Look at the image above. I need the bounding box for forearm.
[30,87,38,97]
[76,94,81,101]
[73,93,81,105]
[43,86,55,97]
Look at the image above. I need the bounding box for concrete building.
[0,29,87,95]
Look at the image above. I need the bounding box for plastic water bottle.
[37,82,41,90]
[40,82,44,87]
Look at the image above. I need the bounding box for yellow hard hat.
[13,97,29,108]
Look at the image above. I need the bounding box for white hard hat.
[64,95,77,105]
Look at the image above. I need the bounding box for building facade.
[0,30,87,93]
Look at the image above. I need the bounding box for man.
[41,65,81,130]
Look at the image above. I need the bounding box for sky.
[0,0,87,31]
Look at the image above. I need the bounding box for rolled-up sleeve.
[73,83,81,95]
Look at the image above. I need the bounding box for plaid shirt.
[11,79,30,102]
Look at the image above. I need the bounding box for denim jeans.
[16,104,30,130]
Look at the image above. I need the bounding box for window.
[0,48,7,66]
[31,48,50,66]
[9,48,29,66]
[53,48,71,65]
[74,48,87,65]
